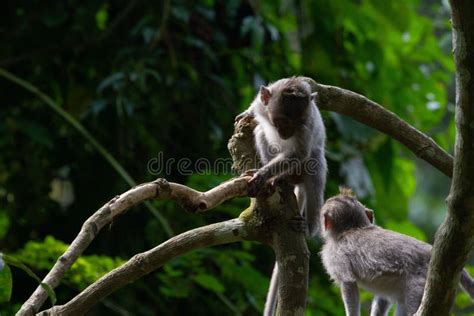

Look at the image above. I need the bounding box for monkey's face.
[271,116,296,139]
[260,80,310,140]
[269,95,308,139]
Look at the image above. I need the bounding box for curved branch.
[38,219,247,315]
[416,1,474,314]
[170,176,250,213]
[17,177,250,316]
[308,81,454,177]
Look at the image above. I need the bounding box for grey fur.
[320,192,474,316]
[241,77,327,236]
[237,77,327,316]
[370,296,390,316]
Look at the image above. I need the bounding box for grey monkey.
[235,76,327,315]
[320,187,474,316]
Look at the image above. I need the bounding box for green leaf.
[385,220,427,241]
[2,254,57,305]
[193,273,225,294]
[0,209,10,239]
[0,259,12,303]
[95,5,109,31]
[97,72,125,92]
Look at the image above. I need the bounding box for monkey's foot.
[289,215,307,234]
[269,176,283,189]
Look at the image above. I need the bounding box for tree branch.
[37,219,247,315]
[17,177,249,316]
[306,80,454,177]
[416,1,474,314]
[169,177,249,213]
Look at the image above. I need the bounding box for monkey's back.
[321,226,432,301]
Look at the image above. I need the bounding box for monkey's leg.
[264,264,279,316]
[341,282,360,316]
[254,125,271,164]
[460,269,474,299]
[289,184,308,234]
[370,296,391,316]
[301,172,325,237]
[402,278,424,316]
[394,304,408,316]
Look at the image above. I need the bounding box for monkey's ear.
[365,208,374,223]
[260,86,271,105]
[311,92,318,101]
[324,213,334,231]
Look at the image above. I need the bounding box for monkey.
[235,76,327,315]
[235,76,327,235]
[320,187,474,316]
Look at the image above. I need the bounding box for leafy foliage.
[14,236,125,291]
[0,0,465,315]
[0,259,12,303]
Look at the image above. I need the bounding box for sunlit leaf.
[0,260,12,303]
[385,220,427,241]
[193,273,225,294]
[2,254,56,305]
[95,5,109,31]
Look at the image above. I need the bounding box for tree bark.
[229,116,309,316]
[305,80,454,178]
[416,1,474,315]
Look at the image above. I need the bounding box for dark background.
[1,0,469,315]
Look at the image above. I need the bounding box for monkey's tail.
[264,263,279,316]
[460,269,474,300]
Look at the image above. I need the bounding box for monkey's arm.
[341,282,360,316]
[234,109,253,124]
[370,296,391,316]
[248,152,304,195]
[234,99,260,124]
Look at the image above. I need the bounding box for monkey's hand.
[242,168,258,177]
[247,171,268,197]
[289,215,307,234]
[234,110,253,126]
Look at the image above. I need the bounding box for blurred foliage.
[14,236,125,291]
[0,0,466,315]
[0,260,12,304]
